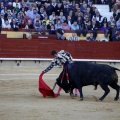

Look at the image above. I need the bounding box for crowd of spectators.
[0,0,120,41]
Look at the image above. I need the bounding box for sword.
[52,81,57,90]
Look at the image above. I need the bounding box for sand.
[0,65,120,120]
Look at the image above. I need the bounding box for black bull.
[56,61,120,101]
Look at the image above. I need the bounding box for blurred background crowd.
[0,0,120,41]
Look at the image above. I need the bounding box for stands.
[0,0,120,63]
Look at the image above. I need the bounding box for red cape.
[38,72,56,98]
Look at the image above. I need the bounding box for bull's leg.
[99,84,110,101]
[78,87,83,100]
[109,84,119,101]
[70,87,74,98]
[94,82,98,90]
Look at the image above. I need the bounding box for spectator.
[50,0,57,13]
[44,2,52,16]
[70,21,79,30]
[10,19,19,31]
[56,29,66,40]
[69,1,76,10]
[25,6,33,19]
[101,23,109,37]
[76,23,88,37]
[32,9,39,20]
[90,20,99,30]
[38,6,44,16]
[32,3,38,11]
[0,14,2,33]
[3,0,10,7]
[101,17,108,28]
[55,3,63,16]
[11,9,17,19]
[24,14,32,25]
[14,3,20,14]
[68,10,74,22]
[63,4,70,18]
[62,0,67,9]
[77,16,83,29]
[36,1,42,10]
[108,23,117,41]
[62,20,70,30]
[111,30,119,41]
[19,19,26,29]
[47,20,53,29]
[1,6,7,15]
[55,19,62,30]
[34,14,41,25]
[84,16,91,30]
[0,2,5,13]
[34,20,41,34]
[81,3,88,14]
[68,33,79,41]
[101,23,109,32]
[92,17,101,28]
[53,15,60,24]
[108,16,116,28]
[20,3,28,12]
[4,9,12,20]
[41,11,48,19]
[87,1,93,8]
[66,15,72,27]
[86,7,92,18]
[92,11,103,26]
[42,15,50,25]
[114,34,120,41]
[49,12,56,24]
[2,20,11,29]
[115,9,120,21]
[48,24,56,34]
[15,13,22,25]
[13,0,21,9]
[58,11,66,23]
[20,11,26,19]
[0,13,5,26]
[25,20,34,29]
[108,0,116,12]
[7,14,13,24]
[40,21,47,31]
[86,32,96,41]
[116,17,120,30]
[7,2,14,11]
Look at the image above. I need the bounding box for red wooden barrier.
[0,34,7,38]
[0,39,120,60]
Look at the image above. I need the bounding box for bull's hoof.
[94,86,97,90]
[99,98,103,101]
[79,98,83,101]
[94,87,97,90]
[114,97,119,101]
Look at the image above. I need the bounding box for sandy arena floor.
[0,63,120,120]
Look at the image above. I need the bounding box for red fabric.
[38,72,56,98]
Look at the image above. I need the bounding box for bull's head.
[56,71,71,93]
